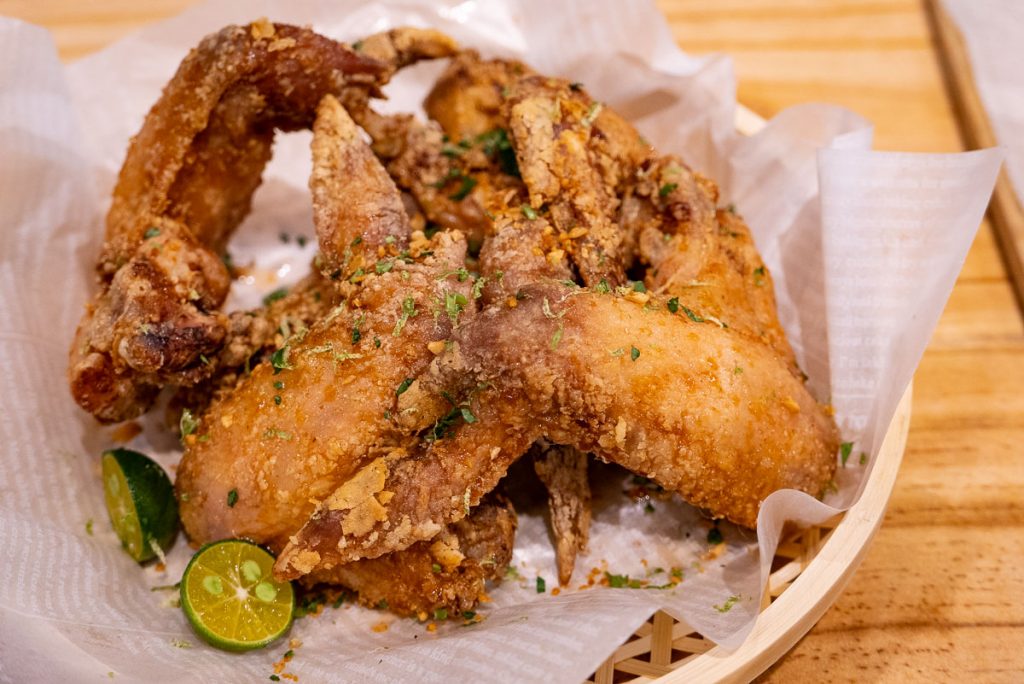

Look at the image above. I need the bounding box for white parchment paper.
[0,1,1002,682]
[943,0,1024,207]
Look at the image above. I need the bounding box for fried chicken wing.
[275,282,837,577]
[304,495,515,617]
[70,24,456,424]
[175,230,472,551]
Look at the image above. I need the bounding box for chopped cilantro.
[351,315,363,345]
[840,441,854,467]
[472,276,487,299]
[707,526,723,545]
[594,279,611,294]
[475,128,519,177]
[521,204,538,220]
[433,608,448,621]
[376,599,388,610]
[714,595,741,613]
[535,577,546,593]
[273,395,281,405]
[179,409,199,441]
[143,227,160,239]
[550,322,564,350]
[753,266,766,286]
[227,490,238,508]
[681,306,704,323]
[667,297,679,313]
[630,346,640,361]
[460,407,477,424]
[374,336,381,348]
[445,291,468,324]
[273,381,284,390]
[859,452,868,466]
[431,563,441,574]
[270,346,292,374]
[396,378,414,396]
[632,281,646,293]
[659,182,678,197]
[375,259,394,275]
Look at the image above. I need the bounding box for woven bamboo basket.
[585,107,914,683]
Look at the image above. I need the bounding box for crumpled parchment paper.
[0,1,1002,682]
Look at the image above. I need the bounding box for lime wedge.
[101,448,178,562]
[180,540,295,651]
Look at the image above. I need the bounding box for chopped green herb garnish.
[396,378,414,396]
[471,276,487,299]
[550,322,564,350]
[667,297,679,313]
[605,572,629,588]
[376,599,388,610]
[714,595,741,613]
[840,441,853,467]
[476,128,519,177]
[431,563,441,574]
[227,490,238,507]
[351,315,364,345]
[681,306,704,323]
[375,259,394,275]
[270,346,293,374]
[630,346,640,361]
[460,407,477,424]
[595,279,611,294]
[707,527,723,545]
[859,452,868,465]
[180,408,199,441]
[753,266,766,286]
[445,291,468,324]
[273,395,281,405]
[632,281,646,293]
[521,205,538,220]
[273,381,284,390]
[535,577,546,593]
[659,182,678,197]
[143,227,160,239]
[433,608,448,621]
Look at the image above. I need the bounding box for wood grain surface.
[3,0,1022,680]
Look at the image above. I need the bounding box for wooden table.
[4,0,1022,680]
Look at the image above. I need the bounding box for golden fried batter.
[275,283,837,576]
[304,495,515,616]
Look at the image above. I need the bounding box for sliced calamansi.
[179,540,295,651]
[101,448,178,562]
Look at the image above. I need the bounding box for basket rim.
[654,386,913,683]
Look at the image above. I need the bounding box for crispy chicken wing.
[69,24,456,423]
[275,282,837,577]
[304,495,515,617]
